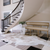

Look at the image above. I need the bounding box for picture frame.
[4,12,10,18]
[2,11,12,19]
[3,0,11,6]
[12,0,20,4]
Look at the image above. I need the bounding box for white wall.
[28,0,50,21]
[0,0,19,19]
[19,0,43,22]
[0,0,19,28]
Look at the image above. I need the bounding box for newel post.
[1,19,5,32]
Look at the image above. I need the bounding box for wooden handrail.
[11,11,21,17]
[7,11,21,19]
[3,11,21,20]
[4,0,22,20]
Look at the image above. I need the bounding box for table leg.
[37,30,39,36]
[25,29,28,35]
[47,31,49,38]
[30,29,32,36]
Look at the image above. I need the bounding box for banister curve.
[1,0,24,32]
[3,0,23,20]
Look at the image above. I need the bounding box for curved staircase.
[1,0,43,33]
[1,0,24,33]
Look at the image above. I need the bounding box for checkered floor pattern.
[0,34,50,50]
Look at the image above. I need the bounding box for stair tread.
[7,26,10,27]
[5,27,7,28]
[15,17,18,18]
[4,28,7,29]
[9,24,12,25]
[13,19,16,20]
[12,21,14,23]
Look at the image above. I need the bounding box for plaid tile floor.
[0,34,50,50]
[17,44,44,50]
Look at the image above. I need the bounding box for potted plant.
[19,21,26,25]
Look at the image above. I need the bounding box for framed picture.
[2,11,12,19]
[12,0,20,4]
[3,0,11,6]
[4,12,10,18]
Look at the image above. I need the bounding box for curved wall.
[28,0,50,21]
[19,0,43,22]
